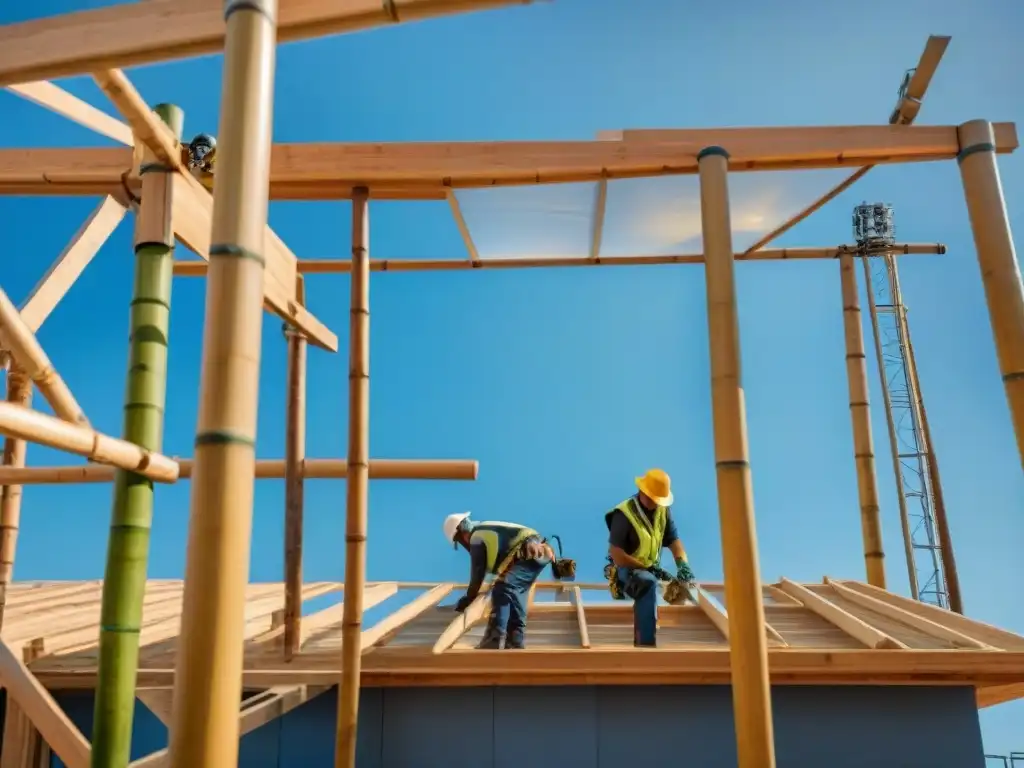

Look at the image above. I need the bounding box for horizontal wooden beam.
[0,0,539,86]
[172,244,946,276]
[32,649,1024,691]
[0,457,478,485]
[0,123,1016,198]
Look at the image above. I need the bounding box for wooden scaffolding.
[0,5,1022,768]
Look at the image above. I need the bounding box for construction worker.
[605,468,695,647]
[444,512,553,649]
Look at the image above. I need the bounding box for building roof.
[6,577,1024,709]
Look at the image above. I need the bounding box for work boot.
[477,625,503,649]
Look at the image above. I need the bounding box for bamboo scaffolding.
[0,366,31,632]
[283,278,308,661]
[167,0,278,765]
[859,255,918,599]
[839,253,886,588]
[0,403,177,483]
[0,286,87,426]
[956,119,1024,471]
[91,102,181,768]
[697,146,775,768]
[335,187,370,768]
[170,244,946,276]
[0,459,477,485]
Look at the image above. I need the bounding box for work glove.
[454,595,473,613]
[676,561,696,585]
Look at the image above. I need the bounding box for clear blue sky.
[2,0,1023,756]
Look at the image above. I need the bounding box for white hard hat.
[443,512,471,548]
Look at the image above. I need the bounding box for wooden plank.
[445,190,479,263]
[170,173,337,352]
[18,195,127,331]
[4,82,132,145]
[299,583,398,648]
[839,580,1024,650]
[0,0,537,85]
[432,587,491,654]
[362,584,453,650]
[136,688,172,727]
[825,578,993,650]
[568,586,590,649]
[777,579,907,650]
[0,639,89,768]
[0,123,1017,199]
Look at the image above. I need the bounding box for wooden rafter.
[777,578,907,650]
[589,177,608,260]
[4,82,132,146]
[92,69,181,169]
[299,583,398,649]
[568,586,590,649]
[18,195,127,332]
[0,0,540,85]
[0,123,1017,200]
[433,587,491,654]
[361,584,453,650]
[694,585,789,647]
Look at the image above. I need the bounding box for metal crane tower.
[853,202,960,611]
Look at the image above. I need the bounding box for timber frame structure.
[0,4,1022,768]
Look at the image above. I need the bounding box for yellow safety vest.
[470,522,539,577]
[609,498,667,568]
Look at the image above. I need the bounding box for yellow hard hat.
[635,468,673,506]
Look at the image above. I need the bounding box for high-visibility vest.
[470,521,539,576]
[605,497,667,568]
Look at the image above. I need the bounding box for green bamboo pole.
[91,103,182,768]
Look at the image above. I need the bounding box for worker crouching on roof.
[605,468,696,647]
[444,512,553,649]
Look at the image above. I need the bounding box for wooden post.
[839,253,886,589]
[957,119,1024,471]
[697,146,775,768]
[0,366,31,631]
[92,102,182,768]
[167,0,278,766]
[283,278,307,660]
[334,188,370,768]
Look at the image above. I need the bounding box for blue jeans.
[479,545,550,649]
[617,567,658,646]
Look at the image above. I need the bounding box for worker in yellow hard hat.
[603,468,695,647]
[443,512,554,649]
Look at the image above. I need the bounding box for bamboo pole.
[957,119,1024,471]
[0,403,177,482]
[167,0,278,765]
[283,278,308,661]
[0,285,87,426]
[839,253,886,588]
[0,458,478,485]
[903,325,963,613]
[0,367,31,631]
[335,187,370,768]
[171,243,947,276]
[697,146,775,768]
[91,102,182,768]
[859,255,918,599]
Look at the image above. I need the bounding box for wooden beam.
[695,584,793,645]
[19,195,127,332]
[0,124,1016,198]
[777,578,906,650]
[4,82,132,145]
[433,588,491,654]
[92,70,181,169]
[589,177,607,260]
[361,584,454,650]
[565,586,590,649]
[136,688,173,727]
[0,639,89,768]
[170,173,337,352]
[171,244,946,276]
[0,0,539,85]
[823,578,991,649]
[283,277,307,662]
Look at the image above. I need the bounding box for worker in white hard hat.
[603,468,695,647]
[443,512,553,649]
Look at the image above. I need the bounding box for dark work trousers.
[479,550,549,649]
[617,566,659,646]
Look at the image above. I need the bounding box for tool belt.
[546,535,576,581]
